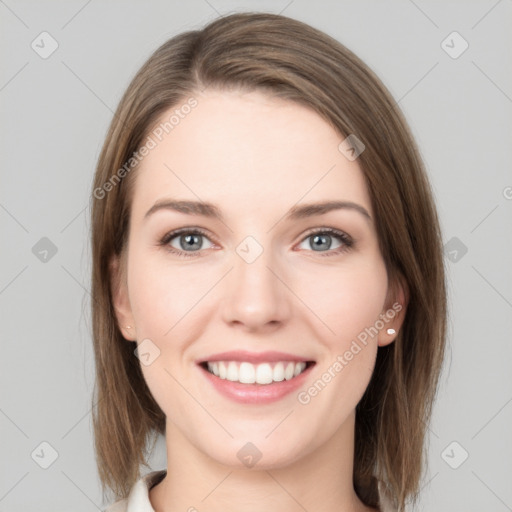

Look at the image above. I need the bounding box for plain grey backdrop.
[1,1,511,510]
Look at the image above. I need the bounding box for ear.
[377,273,408,348]
[110,254,136,341]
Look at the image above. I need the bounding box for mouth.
[196,351,317,404]
[198,360,316,385]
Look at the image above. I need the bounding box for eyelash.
[158,227,354,259]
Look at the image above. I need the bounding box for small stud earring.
[126,326,132,329]
[386,328,396,335]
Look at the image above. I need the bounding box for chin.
[200,434,316,471]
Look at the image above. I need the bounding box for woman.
[90,12,446,512]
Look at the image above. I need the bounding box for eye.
[159,228,215,258]
[159,227,354,258]
[297,228,353,256]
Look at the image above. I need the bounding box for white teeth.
[205,361,308,385]
[256,363,273,384]
[273,362,285,382]
[226,361,238,382]
[239,362,256,384]
[285,362,295,380]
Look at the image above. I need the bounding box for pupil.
[312,234,331,251]
[182,234,201,251]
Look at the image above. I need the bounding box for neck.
[149,410,377,512]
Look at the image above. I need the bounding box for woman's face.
[112,89,402,468]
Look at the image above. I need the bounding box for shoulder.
[104,469,167,512]
[377,480,398,512]
[104,499,128,512]
[104,498,128,512]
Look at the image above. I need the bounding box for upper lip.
[197,350,315,364]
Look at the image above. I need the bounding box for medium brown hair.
[90,12,446,511]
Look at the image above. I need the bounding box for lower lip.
[198,363,315,404]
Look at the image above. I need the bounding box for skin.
[111,89,406,512]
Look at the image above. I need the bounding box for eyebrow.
[144,199,372,223]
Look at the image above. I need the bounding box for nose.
[220,243,292,332]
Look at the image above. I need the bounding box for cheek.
[128,251,212,339]
[126,254,210,414]
[297,258,388,343]
[304,261,387,407]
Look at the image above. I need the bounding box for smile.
[202,360,312,385]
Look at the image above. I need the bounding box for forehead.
[130,89,372,223]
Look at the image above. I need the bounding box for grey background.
[1,1,511,510]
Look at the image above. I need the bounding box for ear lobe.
[377,275,409,348]
[110,255,136,341]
